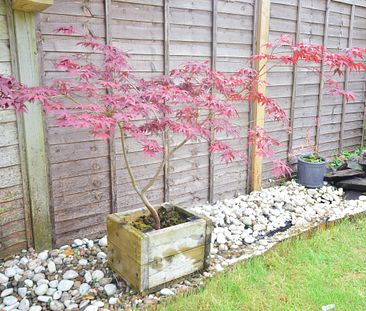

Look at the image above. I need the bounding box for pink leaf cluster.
[2,34,366,179]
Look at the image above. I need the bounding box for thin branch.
[141,137,189,194]
[118,123,141,195]
[118,122,161,228]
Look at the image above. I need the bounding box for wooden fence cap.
[12,0,53,12]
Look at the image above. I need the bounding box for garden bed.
[1,181,366,310]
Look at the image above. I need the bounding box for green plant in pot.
[297,153,326,188]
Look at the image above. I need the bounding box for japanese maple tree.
[1,34,366,229]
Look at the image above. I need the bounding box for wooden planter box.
[107,204,212,293]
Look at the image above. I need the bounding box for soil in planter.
[132,207,190,232]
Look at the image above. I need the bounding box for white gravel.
[191,180,366,262]
[1,180,366,310]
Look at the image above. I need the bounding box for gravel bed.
[1,180,366,310]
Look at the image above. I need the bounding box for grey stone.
[3,296,18,306]
[63,270,78,280]
[104,284,116,296]
[79,283,90,296]
[0,272,9,284]
[1,288,13,297]
[50,301,65,311]
[91,270,104,282]
[18,287,27,298]
[34,284,48,296]
[18,298,30,311]
[160,288,175,296]
[58,280,74,292]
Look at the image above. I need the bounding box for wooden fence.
[1,0,366,257]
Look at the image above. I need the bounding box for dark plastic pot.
[297,154,326,188]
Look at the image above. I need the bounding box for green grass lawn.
[160,217,366,311]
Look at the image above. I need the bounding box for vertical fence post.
[315,0,331,152]
[163,0,170,202]
[12,9,52,251]
[104,0,117,214]
[249,0,270,192]
[339,3,355,151]
[208,0,217,203]
[287,0,302,160]
[5,0,33,249]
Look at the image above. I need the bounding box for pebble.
[1,288,13,297]
[53,290,62,300]
[37,251,48,261]
[5,268,17,278]
[48,261,56,274]
[29,307,42,311]
[85,306,99,311]
[91,270,104,282]
[62,270,78,280]
[84,271,92,283]
[97,252,107,261]
[50,300,65,311]
[109,297,118,305]
[87,240,94,249]
[18,298,30,311]
[78,259,88,266]
[0,273,9,284]
[92,301,104,307]
[79,283,90,296]
[98,237,107,247]
[104,284,117,296]
[160,288,175,296]
[57,280,74,292]
[73,239,84,246]
[24,279,33,287]
[18,287,27,298]
[34,284,48,296]
[3,295,18,306]
[37,295,53,303]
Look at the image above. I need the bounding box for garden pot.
[106,203,213,293]
[297,155,326,188]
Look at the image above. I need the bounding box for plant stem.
[141,137,188,194]
[118,123,161,229]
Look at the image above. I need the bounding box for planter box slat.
[108,240,143,290]
[107,205,212,292]
[148,219,206,259]
[107,214,145,263]
[148,245,205,288]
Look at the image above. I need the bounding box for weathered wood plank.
[208,0,216,203]
[287,0,302,159]
[0,145,20,168]
[336,177,366,191]
[250,0,270,191]
[13,10,52,250]
[339,3,354,151]
[148,245,205,288]
[325,169,364,181]
[148,219,206,259]
[0,110,17,123]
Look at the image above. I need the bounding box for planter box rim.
[107,204,205,235]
